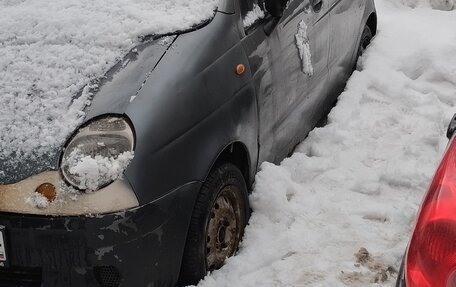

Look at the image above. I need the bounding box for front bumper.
[0,172,139,216]
[0,182,201,287]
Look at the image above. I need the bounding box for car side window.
[241,0,266,33]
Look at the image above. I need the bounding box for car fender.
[124,12,259,204]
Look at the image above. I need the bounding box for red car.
[397,114,456,287]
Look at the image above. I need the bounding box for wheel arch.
[210,141,252,189]
[366,12,377,36]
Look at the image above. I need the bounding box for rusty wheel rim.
[206,186,243,271]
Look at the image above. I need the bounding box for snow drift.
[197,1,456,286]
[388,0,455,10]
[0,0,218,181]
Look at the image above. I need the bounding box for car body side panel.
[327,0,375,99]
[242,0,331,165]
[276,0,331,160]
[328,0,363,77]
[240,16,279,166]
[124,12,258,204]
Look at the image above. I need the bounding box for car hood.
[0,0,219,185]
[0,36,176,185]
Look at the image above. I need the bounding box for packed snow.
[243,4,266,28]
[394,0,455,10]
[295,20,313,77]
[62,148,134,191]
[0,0,218,179]
[198,1,456,286]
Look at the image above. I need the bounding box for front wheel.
[178,162,249,286]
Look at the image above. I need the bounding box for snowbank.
[0,0,218,175]
[198,1,456,286]
[387,0,455,10]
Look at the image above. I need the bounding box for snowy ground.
[197,1,456,286]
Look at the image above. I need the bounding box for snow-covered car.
[0,0,377,286]
[396,114,456,287]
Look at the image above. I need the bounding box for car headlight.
[61,116,135,191]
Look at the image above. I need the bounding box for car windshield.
[0,0,218,183]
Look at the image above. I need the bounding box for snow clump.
[64,148,134,191]
[26,193,50,209]
[243,4,266,28]
[295,20,313,76]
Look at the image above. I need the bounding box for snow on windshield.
[0,0,218,178]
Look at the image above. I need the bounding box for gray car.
[0,0,377,286]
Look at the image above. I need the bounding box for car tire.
[355,24,373,70]
[178,162,249,286]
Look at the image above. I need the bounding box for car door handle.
[310,0,323,12]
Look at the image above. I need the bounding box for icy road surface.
[197,0,456,286]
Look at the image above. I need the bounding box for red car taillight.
[406,136,456,287]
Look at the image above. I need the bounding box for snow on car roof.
[0,0,218,180]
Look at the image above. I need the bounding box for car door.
[327,0,365,94]
[275,0,331,157]
[240,0,330,165]
[240,0,288,165]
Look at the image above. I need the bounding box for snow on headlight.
[61,116,135,191]
[64,148,134,192]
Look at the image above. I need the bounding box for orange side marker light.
[35,183,57,202]
[236,64,245,75]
